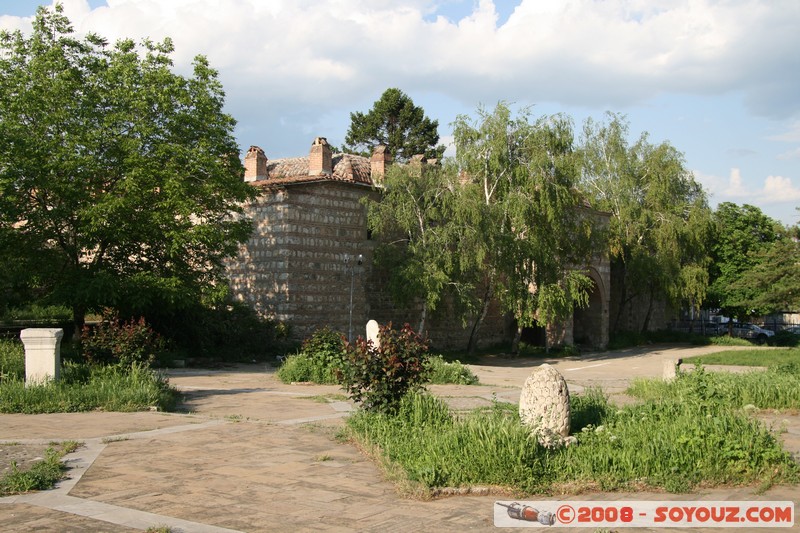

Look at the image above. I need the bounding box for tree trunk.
[72,304,86,343]
[417,305,427,337]
[510,324,522,355]
[641,285,655,333]
[467,282,493,356]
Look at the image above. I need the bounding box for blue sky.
[2,0,798,226]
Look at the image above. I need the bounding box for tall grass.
[628,364,800,410]
[0,363,178,413]
[0,339,24,382]
[345,388,798,495]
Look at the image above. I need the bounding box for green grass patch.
[687,348,800,368]
[0,339,25,383]
[0,441,81,496]
[344,388,798,495]
[628,364,800,410]
[426,355,479,385]
[0,362,179,413]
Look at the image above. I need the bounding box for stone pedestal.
[20,328,64,385]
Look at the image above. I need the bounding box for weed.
[0,441,82,496]
[0,339,24,383]
[315,454,333,462]
[345,386,798,494]
[426,355,479,385]
[276,327,346,384]
[145,526,173,533]
[101,436,130,444]
[0,363,179,413]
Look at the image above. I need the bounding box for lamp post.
[345,253,363,343]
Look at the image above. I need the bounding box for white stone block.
[21,328,64,385]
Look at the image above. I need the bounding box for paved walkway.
[0,345,798,532]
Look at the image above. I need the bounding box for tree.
[344,88,445,162]
[365,162,472,335]
[708,203,782,321]
[728,237,800,315]
[453,103,597,352]
[578,113,713,332]
[0,6,255,334]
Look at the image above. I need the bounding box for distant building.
[226,137,610,350]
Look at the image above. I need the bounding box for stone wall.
[227,181,377,341]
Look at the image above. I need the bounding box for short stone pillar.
[20,328,64,385]
[662,358,682,381]
[519,364,571,448]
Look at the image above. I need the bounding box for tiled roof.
[254,153,373,187]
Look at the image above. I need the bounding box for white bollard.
[20,328,64,385]
[366,319,380,348]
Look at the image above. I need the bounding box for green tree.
[728,237,800,315]
[453,103,597,352]
[365,162,471,335]
[344,88,445,162]
[709,202,784,320]
[578,113,712,332]
[0,6,255,334]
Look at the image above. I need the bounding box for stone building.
[226,137,610,350]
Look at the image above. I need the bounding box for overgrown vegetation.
[628,363,800,410]
[0,338,24,382]
[0,441,80,496]
[0,362,178,413]
[276,326,346,384]
[277,325,480,390]
[344,387,797,496]
[338,323,429,413]
[0,338,178,413]
[81,315,164,369]
[426,355,479,385]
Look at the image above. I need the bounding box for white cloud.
[3,0,797,118]
[695,168,800,206]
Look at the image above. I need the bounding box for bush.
[81,315,164,369]
[276,326,346,384]
[768,331,800,347]
[337,323,429,413]
[0,339,24,383]
[146,300,292,362]
[426,355,479,385]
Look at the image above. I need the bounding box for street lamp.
[345,253,363,343]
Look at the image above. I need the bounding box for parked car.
[784,325,800,335]
[727,323,775,343]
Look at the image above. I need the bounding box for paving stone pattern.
[1,346,798,532]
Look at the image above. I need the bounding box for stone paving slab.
[1,344,798,532]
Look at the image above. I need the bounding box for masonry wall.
[227,181,376,341]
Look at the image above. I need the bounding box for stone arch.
[571,266,609,349]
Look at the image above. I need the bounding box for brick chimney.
[370,145,392,180]
[244,146,267,182]
[309,137,332,176]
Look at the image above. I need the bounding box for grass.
[0,361,179,413]
[687,348,800,368]
[344,387,798,496]
[628,363,800,410]
[0,338,25,382]
[0,441,81,496]
[426,355,479,385]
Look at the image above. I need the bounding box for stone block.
[20,328,64,385]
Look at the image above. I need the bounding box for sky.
[1,0,798,226]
